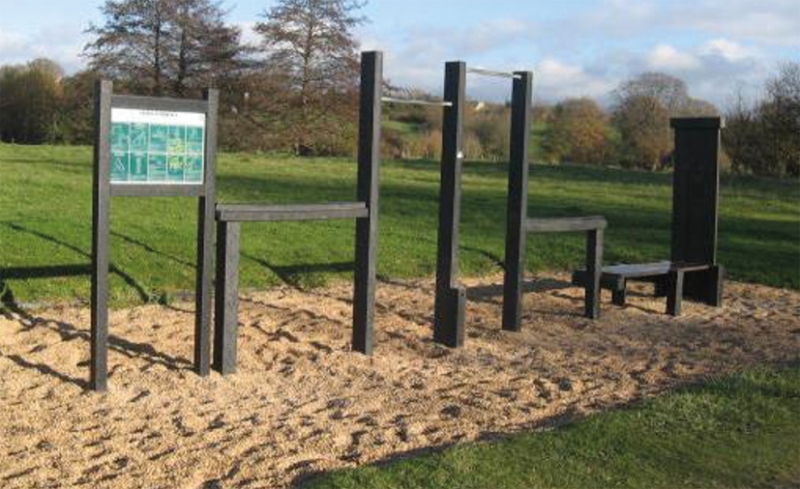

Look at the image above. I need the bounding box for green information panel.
[110,108,205,184]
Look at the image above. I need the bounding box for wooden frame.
[212,51,382,375]
[91,81,218,392]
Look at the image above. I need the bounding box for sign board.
[91,81,218,392]
[110,108,205,184]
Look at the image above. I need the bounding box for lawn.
[0,143,798,306]
[302,366,800,489]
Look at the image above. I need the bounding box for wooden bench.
[525,216,607,320]
[572,261,723,316]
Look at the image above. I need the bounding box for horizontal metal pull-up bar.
[467,67,521,79]
[381,96,452,107]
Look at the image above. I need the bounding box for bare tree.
[256,0,366,155]
[84,0,247,96]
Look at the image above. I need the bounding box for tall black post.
[194,88,218,376]
[91,80,112,392]
[502,71,533,332]
[433,61,467,348]
[352,51,382,355]
[670,117,724,305]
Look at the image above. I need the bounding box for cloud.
[647,45,701,71]
[536,58,615,101]
[0,25,86,72]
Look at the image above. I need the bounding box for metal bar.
[110,184,205,197]
[216,202,368,222]
[111,94,208,113]
[352,51,382,355]
[381,96,452,107]
[585,229,603,319]
[213,221,240,375]
[501,71,533,332]
[526,216,607,233]
[91,80,113,392]
[194,88,218,377]
[433,61,467,348]
[467,67,521,79]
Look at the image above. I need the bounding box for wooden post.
[501,71,533,332]
[434,61,467,348]
[585,228,603,319]
[213,221,240,375]
[91,80,113,392]
[670,117,724,305]
[352,51,382,355]
[194,88,218,377]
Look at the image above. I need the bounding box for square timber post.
[501,71,534,332]
[433,61,467,348]
[352,51,382,355]
[91,80,113,392]
[194,88,219,376]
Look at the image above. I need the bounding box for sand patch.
[1,274,798,488]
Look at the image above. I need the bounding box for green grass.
[0,143,798,306]
[303,366,800,489]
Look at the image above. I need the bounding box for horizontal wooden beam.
[110,184,205,197]
[216,202,369,222]
[526,216,607,233]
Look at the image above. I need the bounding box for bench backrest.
[670,117,723,265]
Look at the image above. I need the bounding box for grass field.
[0,143,798,306]
[303,366,800,489]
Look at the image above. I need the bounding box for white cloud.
[647,44,701,71]
[700,38,758,61]
[536,58,616,101]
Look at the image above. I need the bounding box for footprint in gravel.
[440,405,462,418]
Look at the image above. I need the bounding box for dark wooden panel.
[671,117,722,265]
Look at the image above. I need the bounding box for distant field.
[0,143,798,306]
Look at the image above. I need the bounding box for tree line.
[0,0,797,177]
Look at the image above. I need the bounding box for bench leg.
[612,281,627,306]
[684,265,724,307]
[213,221,241,376]
[666,270,684,316]
[584,229,603,319]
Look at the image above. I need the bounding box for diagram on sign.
[110,108,205,184]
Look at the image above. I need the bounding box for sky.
[0,0,798,108]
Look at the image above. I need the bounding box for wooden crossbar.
[216,202,368,222]
[526,216,607,233]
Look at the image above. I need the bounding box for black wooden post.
[585,228,603,319]
[501,71,533,332]
[352,51,381,355]
[194,88,218,377]
[670,117,724,306]
[91,80,113,392]
[433,61,467,348]
[213,221,240,375]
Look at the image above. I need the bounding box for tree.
[255,0,366,155]
[84,0,247,97]
[613,94,671,170]
[542,98,610,165]
[0,59,64,144]
[761,62,800,177]
[611,72,716,170]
